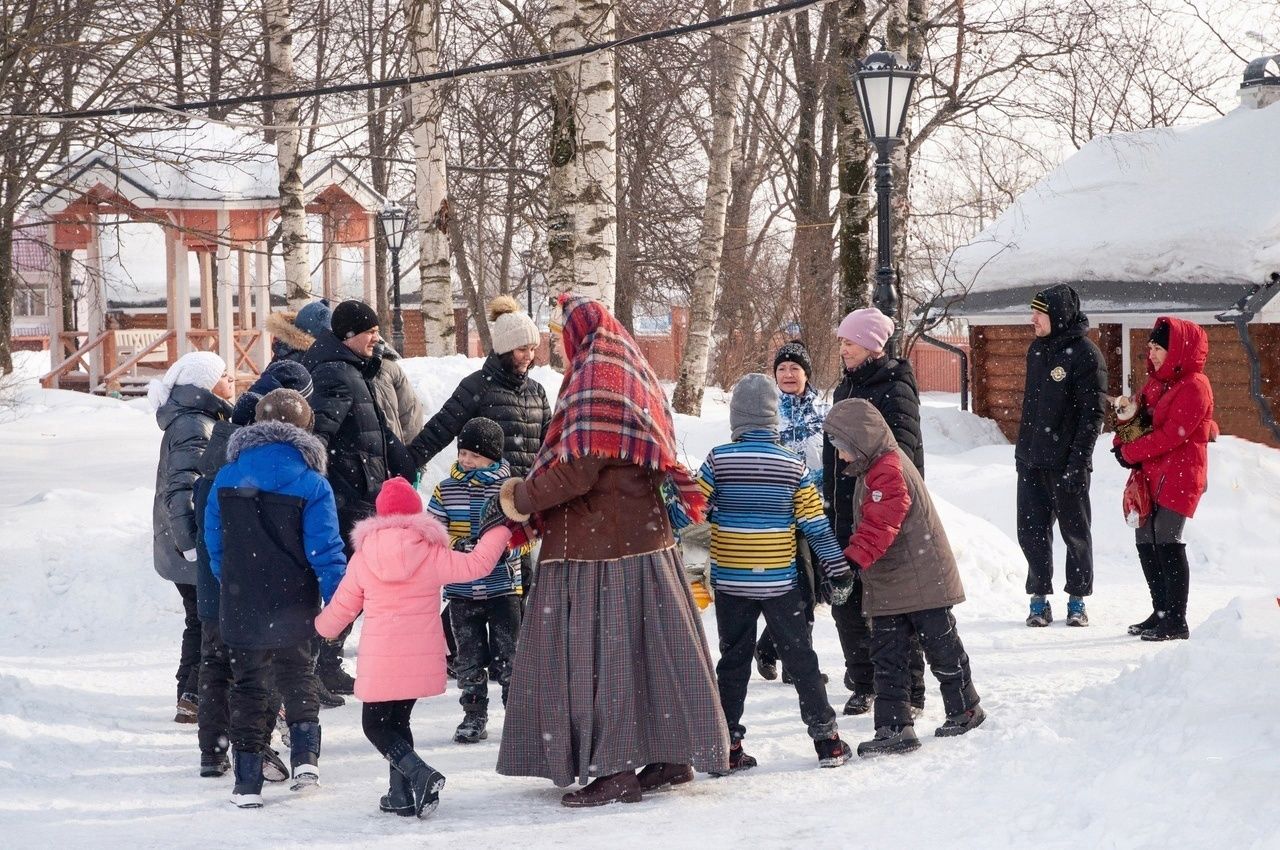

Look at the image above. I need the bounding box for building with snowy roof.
[938,54,1280,446]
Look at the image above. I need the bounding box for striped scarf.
[525,294,706,525]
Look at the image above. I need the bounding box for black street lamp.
[378,203,410,353]
[854,47,920,356]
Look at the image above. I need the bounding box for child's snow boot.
[288,721,321,791]
[316,680,345,709]
[379,764,416,816]
[174,692,198,724]
[200,750,230,778]
[388,740,446,819]
[1066,596,1089,627]
[453,711,488,744]
[711,741,758,776]
[230,748,264,808]
[935,705,987,737]
[1025,596,1052,627]
[843,692,874,716]
[856,725,921,758]
[755,652,778,681]
[814,734,853,768]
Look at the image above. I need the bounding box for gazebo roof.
[37,121,385,214]
[938,102,1280,320]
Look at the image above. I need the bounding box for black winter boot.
[200,751,230,778]
[935,705,987,737]
[380,764,416,816]
[1143,544,1190,641]
[856,726,921,758]
[317,641,355,695]
[453,711,488,744]
[262,747,289,783]
[388,740,446,819]
[316,680,345,708]
[1129,544,1164,635]
[288,721,321,791]
[814,735,853,768]
[755,652,778,681]
[230,749,264,808]
[710,741,758,776]
[843,692,874,716]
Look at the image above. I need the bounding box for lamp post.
[378,203,410,353]
[854,48,919,356]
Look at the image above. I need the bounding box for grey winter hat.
[255,388,315,432]
[730,373,780,440]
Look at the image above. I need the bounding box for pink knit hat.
[837,308,895,353]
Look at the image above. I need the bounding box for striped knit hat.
[1030,290,1051,314]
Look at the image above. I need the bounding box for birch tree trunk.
[671,0,754,416]
[264,0,311,307]
[546,0,617,308]
[836,0,873,312]
[405,0,452,356]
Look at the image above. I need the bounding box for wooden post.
[238,249,251,330]
[363,213,376,305]
[322,212,340,301]
[174,234,192,356]
[164,226,178,363]
[255,240,271,368]
[1121,322,1132,398]
[216,210,235,380]
[46,220,65,384]
[85,213,105,387]
[199,250,214,329]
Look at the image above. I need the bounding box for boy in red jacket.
[823,399,985,757]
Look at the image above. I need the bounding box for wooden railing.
[39,330,110,389]
[100,329,176,387]
[39,327,265,391]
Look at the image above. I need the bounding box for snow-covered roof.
[940,102,1280,319]
[37,122,384,213]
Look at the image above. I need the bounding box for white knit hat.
[488,295,540,355]
[147,351,227,408]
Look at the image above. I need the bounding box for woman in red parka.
[1112,316,1217,641]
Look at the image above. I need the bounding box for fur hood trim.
[351,511,451,551]
[267,311,316,354]
[227,420,327,473]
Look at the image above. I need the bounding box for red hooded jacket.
[1117,317,1218,518]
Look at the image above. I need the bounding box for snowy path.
[2,381,1277,848]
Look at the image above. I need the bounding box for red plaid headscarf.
[525,293,706,524]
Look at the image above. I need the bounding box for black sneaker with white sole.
[856,725,922,758]
[814,735,853,768]
[935,705,987,737]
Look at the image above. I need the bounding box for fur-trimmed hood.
[227,419,327,474]
[267,311,317,356]
[351,512,451,583]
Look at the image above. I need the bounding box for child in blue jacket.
[205,388,346,808]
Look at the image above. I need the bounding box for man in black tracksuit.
[1015,284,1107,628]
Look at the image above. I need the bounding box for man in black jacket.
[302,300,412,693]
[1015,284,1107,628]
[821,308,927,719]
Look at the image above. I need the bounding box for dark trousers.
[450,596,521,711]
[757,533,816,665]
[715,589,837,741]
[175,582,201,700]
[870,606,979,729]
[197,619,233,756]
[363,699,416,757]
[831,577,926,706]
[228,641,318,752]
[1017,463,1094,597]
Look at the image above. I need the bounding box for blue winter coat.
[205,420,346,650]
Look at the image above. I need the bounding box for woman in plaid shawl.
[494,294,730,807]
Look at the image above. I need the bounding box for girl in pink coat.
[315,476,511,818]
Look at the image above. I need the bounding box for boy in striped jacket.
[425,418,521,745]
[699,374,856,772]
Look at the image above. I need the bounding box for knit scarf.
[451,458,509,488]
[525,293,706,525]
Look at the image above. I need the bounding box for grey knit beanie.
[730,373,780,440]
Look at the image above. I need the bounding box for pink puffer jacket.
[315,513,511,703]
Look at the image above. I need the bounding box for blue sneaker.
[1066,596,1089,627]
[1026,596,1053,627]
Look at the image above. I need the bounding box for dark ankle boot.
[1144,543,1190,641]
[288,721,321,790]
[560,771,643,808]
[380,764,416,816]
[1129,544,1163,635]
[230,748,264,808]
[637,762,694,792]
[388,740,446,819]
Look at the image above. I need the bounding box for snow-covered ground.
[2,353,1278,848]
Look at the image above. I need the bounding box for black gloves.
[1112,445,1135,470]
[1060,465,1088,494]
[475,494,507,540]
[828,572,855,607]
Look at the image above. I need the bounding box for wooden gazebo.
[35,122,385,393]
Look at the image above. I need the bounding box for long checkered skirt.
[496,546,730,787]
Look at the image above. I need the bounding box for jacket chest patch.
[871,490,883,503]
[1050,366,1067,382]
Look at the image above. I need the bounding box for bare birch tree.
[264,0,311,307]
[672,0,755,415]
[404,0,452,354]
[546,0,617,307]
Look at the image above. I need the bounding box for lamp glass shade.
[854,51,918,142]
[379,204,409,253]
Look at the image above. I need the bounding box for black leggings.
[362,699,416,757]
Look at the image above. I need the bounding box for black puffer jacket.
[1015,284,1107,472]
[152,384,233,584]
[408,352,552,477]
[193,418,238,621]
[303,331,407,528]
[822,355,924,544]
